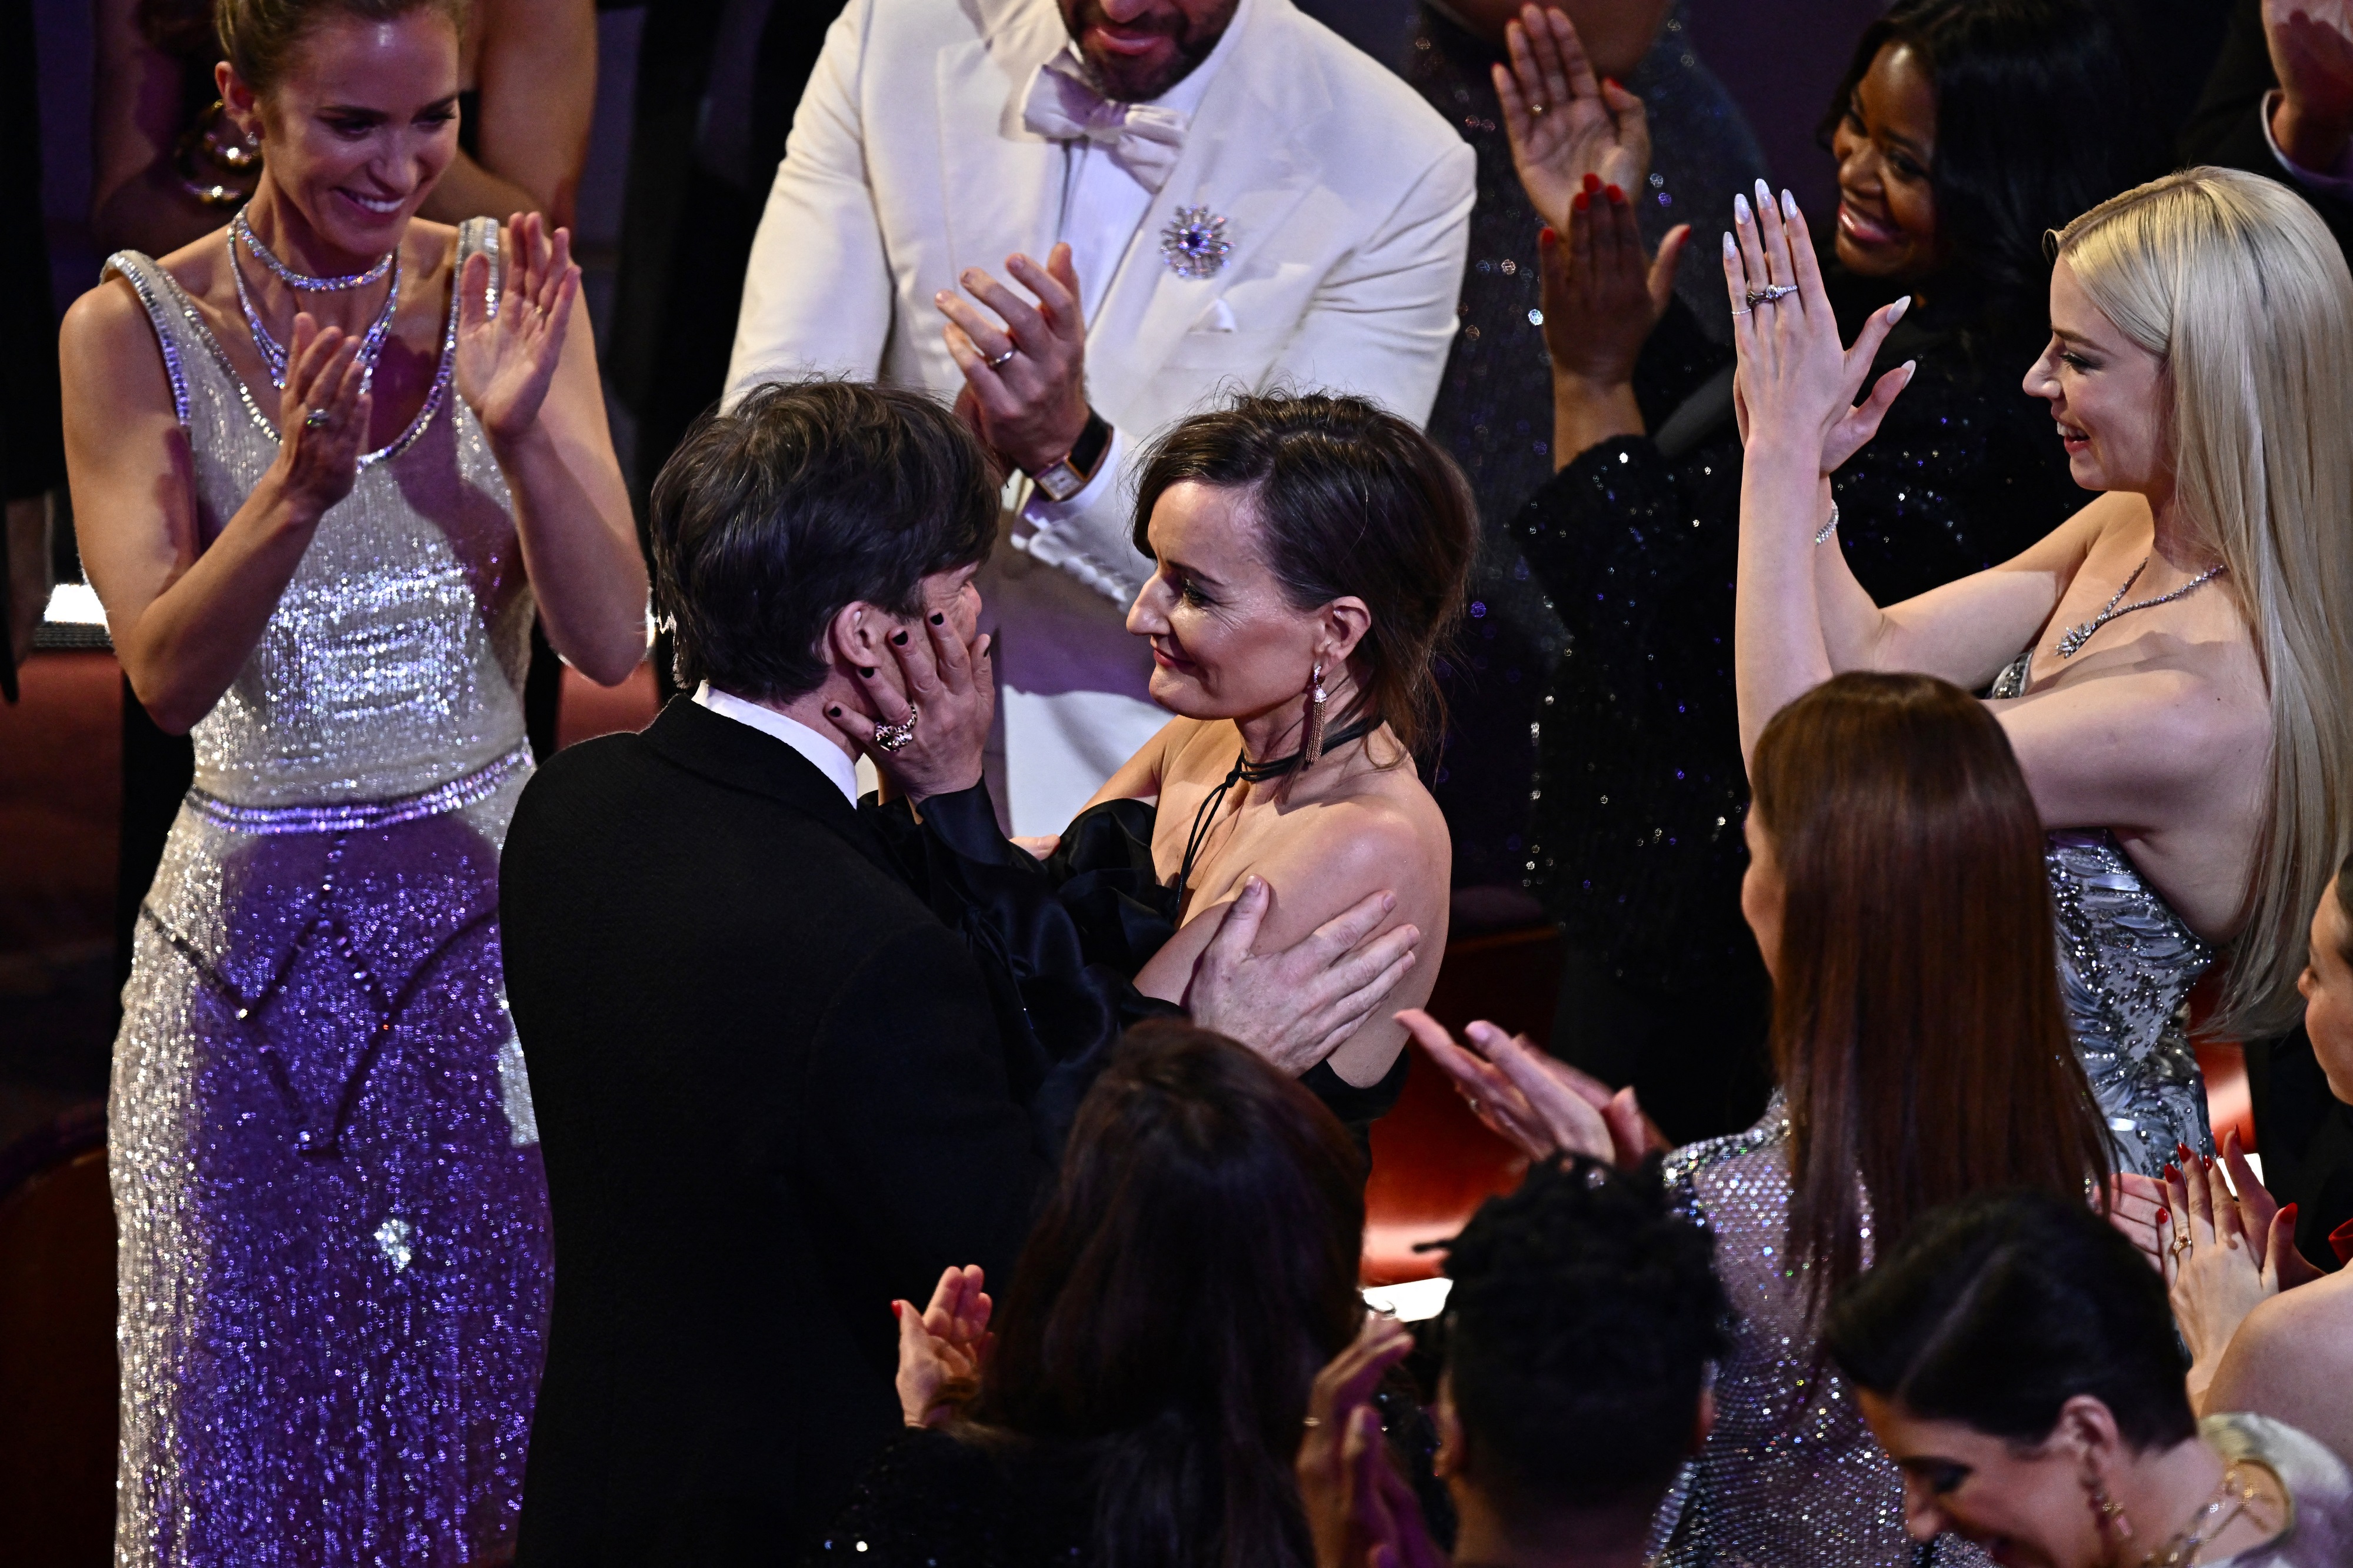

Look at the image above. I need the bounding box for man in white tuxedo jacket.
[726,0,1474,835]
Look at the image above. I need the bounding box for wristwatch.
[1026,410,1114,503]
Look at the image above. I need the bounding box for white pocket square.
[1190,298,1238,333]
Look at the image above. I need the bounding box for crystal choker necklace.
[234,208,392,289]
[228,225,402,393]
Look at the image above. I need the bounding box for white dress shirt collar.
[694,682,860,806]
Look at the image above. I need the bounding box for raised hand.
[1494,4,1651,226]
[271,314,370,516]
[1540,175,1687,390]
[2266,0,2353,171]
[456,211,581,446]
[2162,1148,2295,1408]
[893,1264,994,1429]
[1396,1009,1654,1167]
[1724,179,1914,486]
[937,243,1091,475]
[1187,879,1419,1074]
[823,605,995,803]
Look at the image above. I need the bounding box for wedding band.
[1302,1416,1322,1428]
[986,346,1016,369]
[1730,306,1752,316]
[873,702,922,753]
[304,408,331,429]
[1529,102,1548,115]
[1745,284,1799,308]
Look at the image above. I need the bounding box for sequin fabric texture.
[1990,654,2215,1175]
[104,222,553,1567]
[1402,2,1765,889]
[1653,1105,1991,1567]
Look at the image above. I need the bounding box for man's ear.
[828,600,891,674]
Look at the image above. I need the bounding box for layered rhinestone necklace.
[229,208,401,393]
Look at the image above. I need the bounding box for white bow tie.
[1019,56,1189,193]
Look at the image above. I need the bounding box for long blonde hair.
[2056,167,2353,1037]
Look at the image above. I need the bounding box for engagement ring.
[1745,284,1799,308]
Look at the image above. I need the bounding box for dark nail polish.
[891,630,909,646]
[826,706,842,718]
[2156,1209,2169,1226]
[1605,184,1625,204]
[1539,225,1557,245]
[1582,172,1602,194]
[929,612,945,625]
[858,666,876,678]
[1602,76,1621,92]
[2163,1163,2180,1181]
[1572,190,1590,212]
[2179,1142,2195,1157]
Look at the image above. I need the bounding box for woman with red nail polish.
[1485,0,2172,1151]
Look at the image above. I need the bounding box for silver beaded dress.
[104,220,552,1567]
[1649,1101,1990,1567]
[1991,649,2214,1176]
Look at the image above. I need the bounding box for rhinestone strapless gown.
[1992,649,2214,1176]
[104,223,552,1566]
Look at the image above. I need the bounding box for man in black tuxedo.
[501,381,1417,1564]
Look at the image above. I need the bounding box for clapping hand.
[2266,0,2353,170]
[936,244,1091,475]
[2160,1137,2311,1404]
[456,211,580,446]
[1396,1009,1657,1168]
[271,315,371,516]
[894,1264,994,1429]
[1724,179,1915,485]
[1494,4,1651,225]
[822,603,995,804]
[1298,1316,1445,1568]
[1539,175,1687,391]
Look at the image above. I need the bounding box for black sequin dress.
[1403,2,1767,893]
[1516,268,2084,1136]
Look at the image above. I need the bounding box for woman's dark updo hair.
[966,1020,1365,1568]
[1818,0,2168,345]
[1129,392,1476,756]
[215,0,469,93]
[1824,1189,2198,1453]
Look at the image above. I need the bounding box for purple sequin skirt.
[111,775,550,1567]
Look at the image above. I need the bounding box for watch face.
[1033,461,1084,503]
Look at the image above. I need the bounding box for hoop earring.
[1302,661,1328,768]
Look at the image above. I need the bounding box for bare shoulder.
[61,272,175,411]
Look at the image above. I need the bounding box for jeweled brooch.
[1159,205,1232,279]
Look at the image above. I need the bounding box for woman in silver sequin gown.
[1725,168,2353,1180]
[58,5,648,1562]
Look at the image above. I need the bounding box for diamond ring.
[1745,284,1799,308]
[874,703,922,753]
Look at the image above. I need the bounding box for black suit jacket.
[502,699,1049,1564]
[2181,0,2353,255]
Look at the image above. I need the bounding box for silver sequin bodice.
[1652,1104,1989,1566]
[105,223,532,809]
[1992,650,2214,1175]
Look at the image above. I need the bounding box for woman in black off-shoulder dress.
[1504,0,2168,1141]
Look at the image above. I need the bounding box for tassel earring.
[1302,661,1328,768]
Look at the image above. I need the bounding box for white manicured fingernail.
[1734,193,1751,225]
[1722,231,1737,259]
[1754,178,1772,208]
[1888,295,1911,322]
[1780,188,1799,221]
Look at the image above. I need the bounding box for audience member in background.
[502,386,1415,1563]
[1829,1189,2353,1567]
[725,0,1474,839]
[2176,0,2353,1284]
[1401,1,1764,903]
[2143,853,2353,1469]
[845,395,1464,1149]
[1299,1154,1732,1568]
[1504,0,2167,1145]
[821,1022,1374,1568]
[61,0,649,1555]
[1408,670,2112,1566]
[90,0,601,996]
[1727,166,2353,1176]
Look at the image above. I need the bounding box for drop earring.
[1302,661,1328,768]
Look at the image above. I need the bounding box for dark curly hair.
[1129,392,1475,758]
[1819,0,2169,349]
[1442,1155,1731,1513]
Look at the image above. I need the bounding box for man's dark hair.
[1442,1156,1729,1514]
[1824,1189,2197,1453]
[648,381,996,703]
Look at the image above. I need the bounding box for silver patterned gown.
[105,221,552,1567]
[1651,1102,1991,1567]
[1991,649,2214,1176]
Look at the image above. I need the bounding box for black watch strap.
[1068,409,1114,482]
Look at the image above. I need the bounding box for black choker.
[1174,718,1378,905]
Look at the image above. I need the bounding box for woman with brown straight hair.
[1407,670,2111,1565]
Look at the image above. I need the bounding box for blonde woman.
[1721,166,2353,1177]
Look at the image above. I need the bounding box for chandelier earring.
[1302,660,1328,768]
[2084,1466,2133,1544]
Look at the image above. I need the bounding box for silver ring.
[873,702,922,753]
[1745,284,1799,308]
[1467,1097,1484,1116]
[1529,102,1548,116]
[986,346,1016,370]
[1730,306,1752,316]
[1302,1415,1322,1428]
[304,408,331,429]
